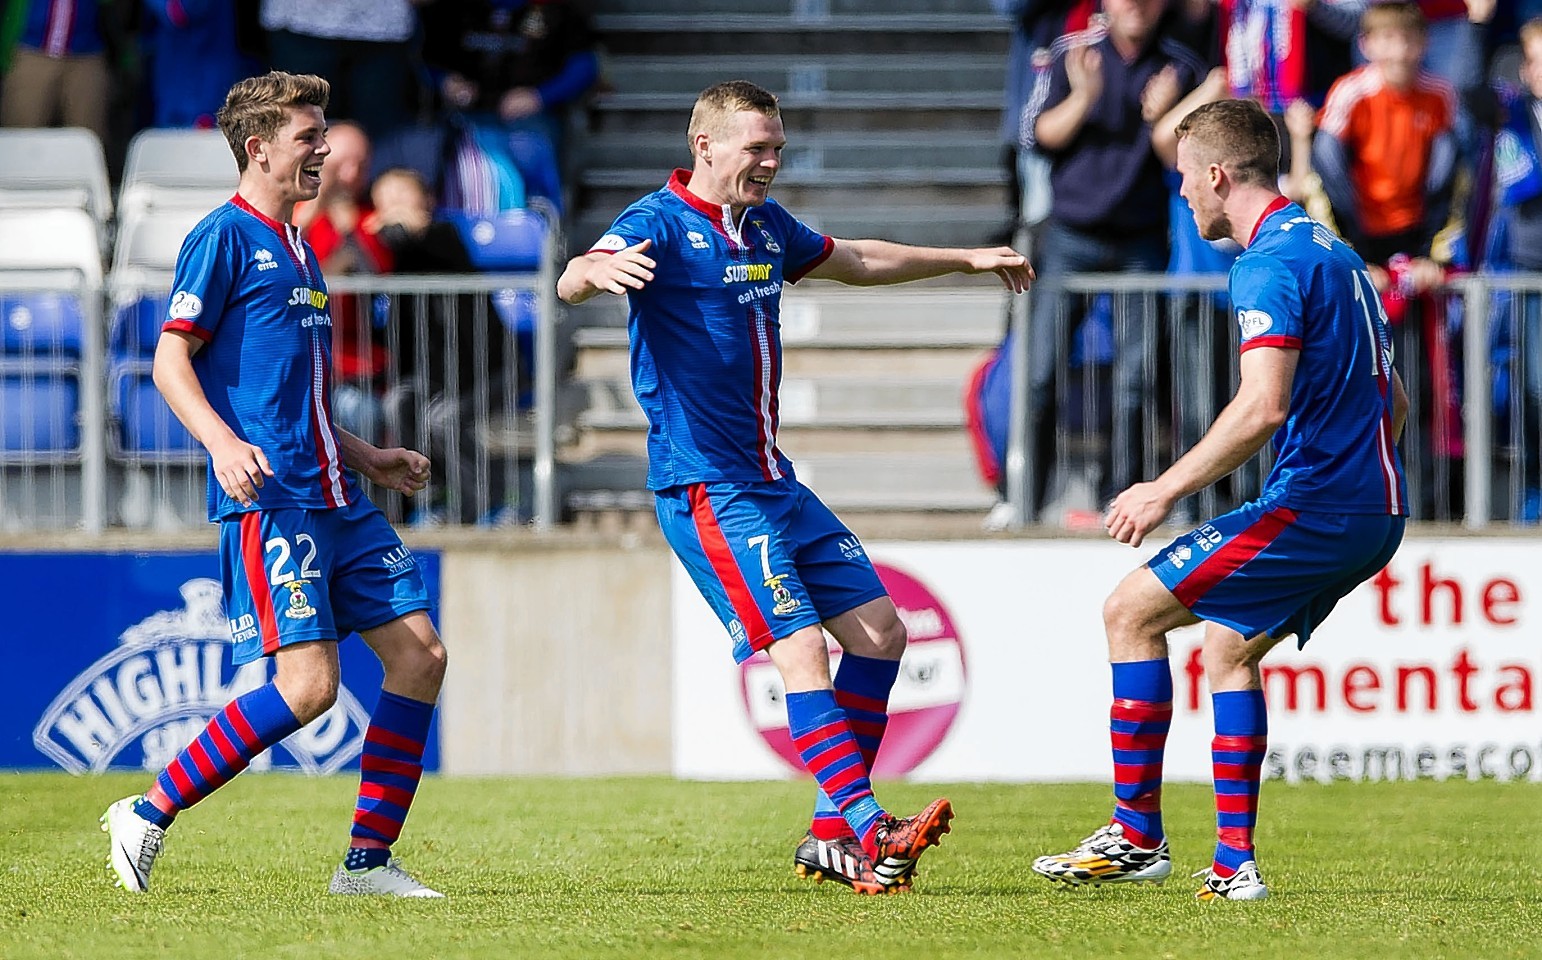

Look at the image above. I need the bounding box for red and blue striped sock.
[136,682,302,827]
[786,689,886,857]
[1211,689,1268,877]
[1109,658,1172,850]
[346,690,435,869]
[811,653,900,841]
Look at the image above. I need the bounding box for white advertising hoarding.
[672,538,1542,783]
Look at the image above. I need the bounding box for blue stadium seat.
[113,364,199,456]
[445,209,547,272]
[110,295,168,357]
[493,288,539,337]
[0,372,79,454]
[1,293,84,356]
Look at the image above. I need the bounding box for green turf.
[3,773,1540,959]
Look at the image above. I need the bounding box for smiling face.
[695,109,785,211]
[246,104,330,206]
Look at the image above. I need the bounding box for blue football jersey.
[163,195,353,520]
[1232,198,1408,514]
[589,170,835,489]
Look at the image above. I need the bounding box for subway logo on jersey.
[722,263,773,284]
[288,287,328,309]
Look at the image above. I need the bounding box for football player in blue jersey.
[1032,98,1409,901]
[101,72,449,899]
[559,80,1034,895]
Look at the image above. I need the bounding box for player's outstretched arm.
[557,239,655,305]
[1105,346,1296,547]
[153,330,273,508]
[805,238,1034,292]
[336,429,431,497]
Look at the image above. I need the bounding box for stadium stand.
[561,0,1011,524]
[0,127,114,242]
[118,129,238,220]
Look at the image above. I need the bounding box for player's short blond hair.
[1175,98,1280,187]
[1360,2,1425,38]
[686,80,780,152]
[217,71,331,173]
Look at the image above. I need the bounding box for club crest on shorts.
[766,574,801,616]
[283,580,317,620]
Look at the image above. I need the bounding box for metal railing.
[999,271,1539,530]
[1,258,559,531]
[3,264,1542,532]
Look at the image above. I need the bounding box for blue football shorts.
[1148,501,1405,646]
[655,477,889,663]
[219,496,432,665]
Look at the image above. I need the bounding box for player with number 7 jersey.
[100,72,449,900]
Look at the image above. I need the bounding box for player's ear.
[694,132,711,162]
[245,135,267,168]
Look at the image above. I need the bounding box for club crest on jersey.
[31,578,370,774]
[766,574,801,616]
[288,287,328,310]
[168,291,203,320]
[283,580,317,620]
[254,248,278,272]
[750,220,781,253]
[591,234,629,253]
[723,263,773,284]
[687,231,709,249]
[1237,308,1273,340]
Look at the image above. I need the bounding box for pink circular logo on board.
[738,561,966,776]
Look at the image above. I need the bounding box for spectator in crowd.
[141,0,258,128]
[994,0,1100,242]
[1218,0,1364,116]
[420,0,599,212]
[296,121,394,445]
[1316,1,1460,517]
[366,168,519,525]
[1,0,109,143]
[260,0,420,139]
[1022,0,1208,521]
[1491,16,1542,521]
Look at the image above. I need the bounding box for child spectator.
[366,168,520,525]
[1316,1,1461,517]
[1316,2,1457,266]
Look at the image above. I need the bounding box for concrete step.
[580,167,1007,191]
[572,285,1008,343]
[602,54,1005,97]
[601,0,997,16]
[598,18,1008,56]
[595,90,1002,112]
[589,105,1000,136]
[567,422,973,460]
[575,343,991,385]
[578,132,1005,175]
[578,376,967,425]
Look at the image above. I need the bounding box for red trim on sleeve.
[1239,334,1302,353]
[162,319,214,342]
[786,236,835,284]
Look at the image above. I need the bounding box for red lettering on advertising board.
[1372,563,1523,627]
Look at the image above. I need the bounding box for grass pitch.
[3,773,1540,959]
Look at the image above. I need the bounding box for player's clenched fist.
[208,434,273,508]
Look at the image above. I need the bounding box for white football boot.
[101,795,166,893]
